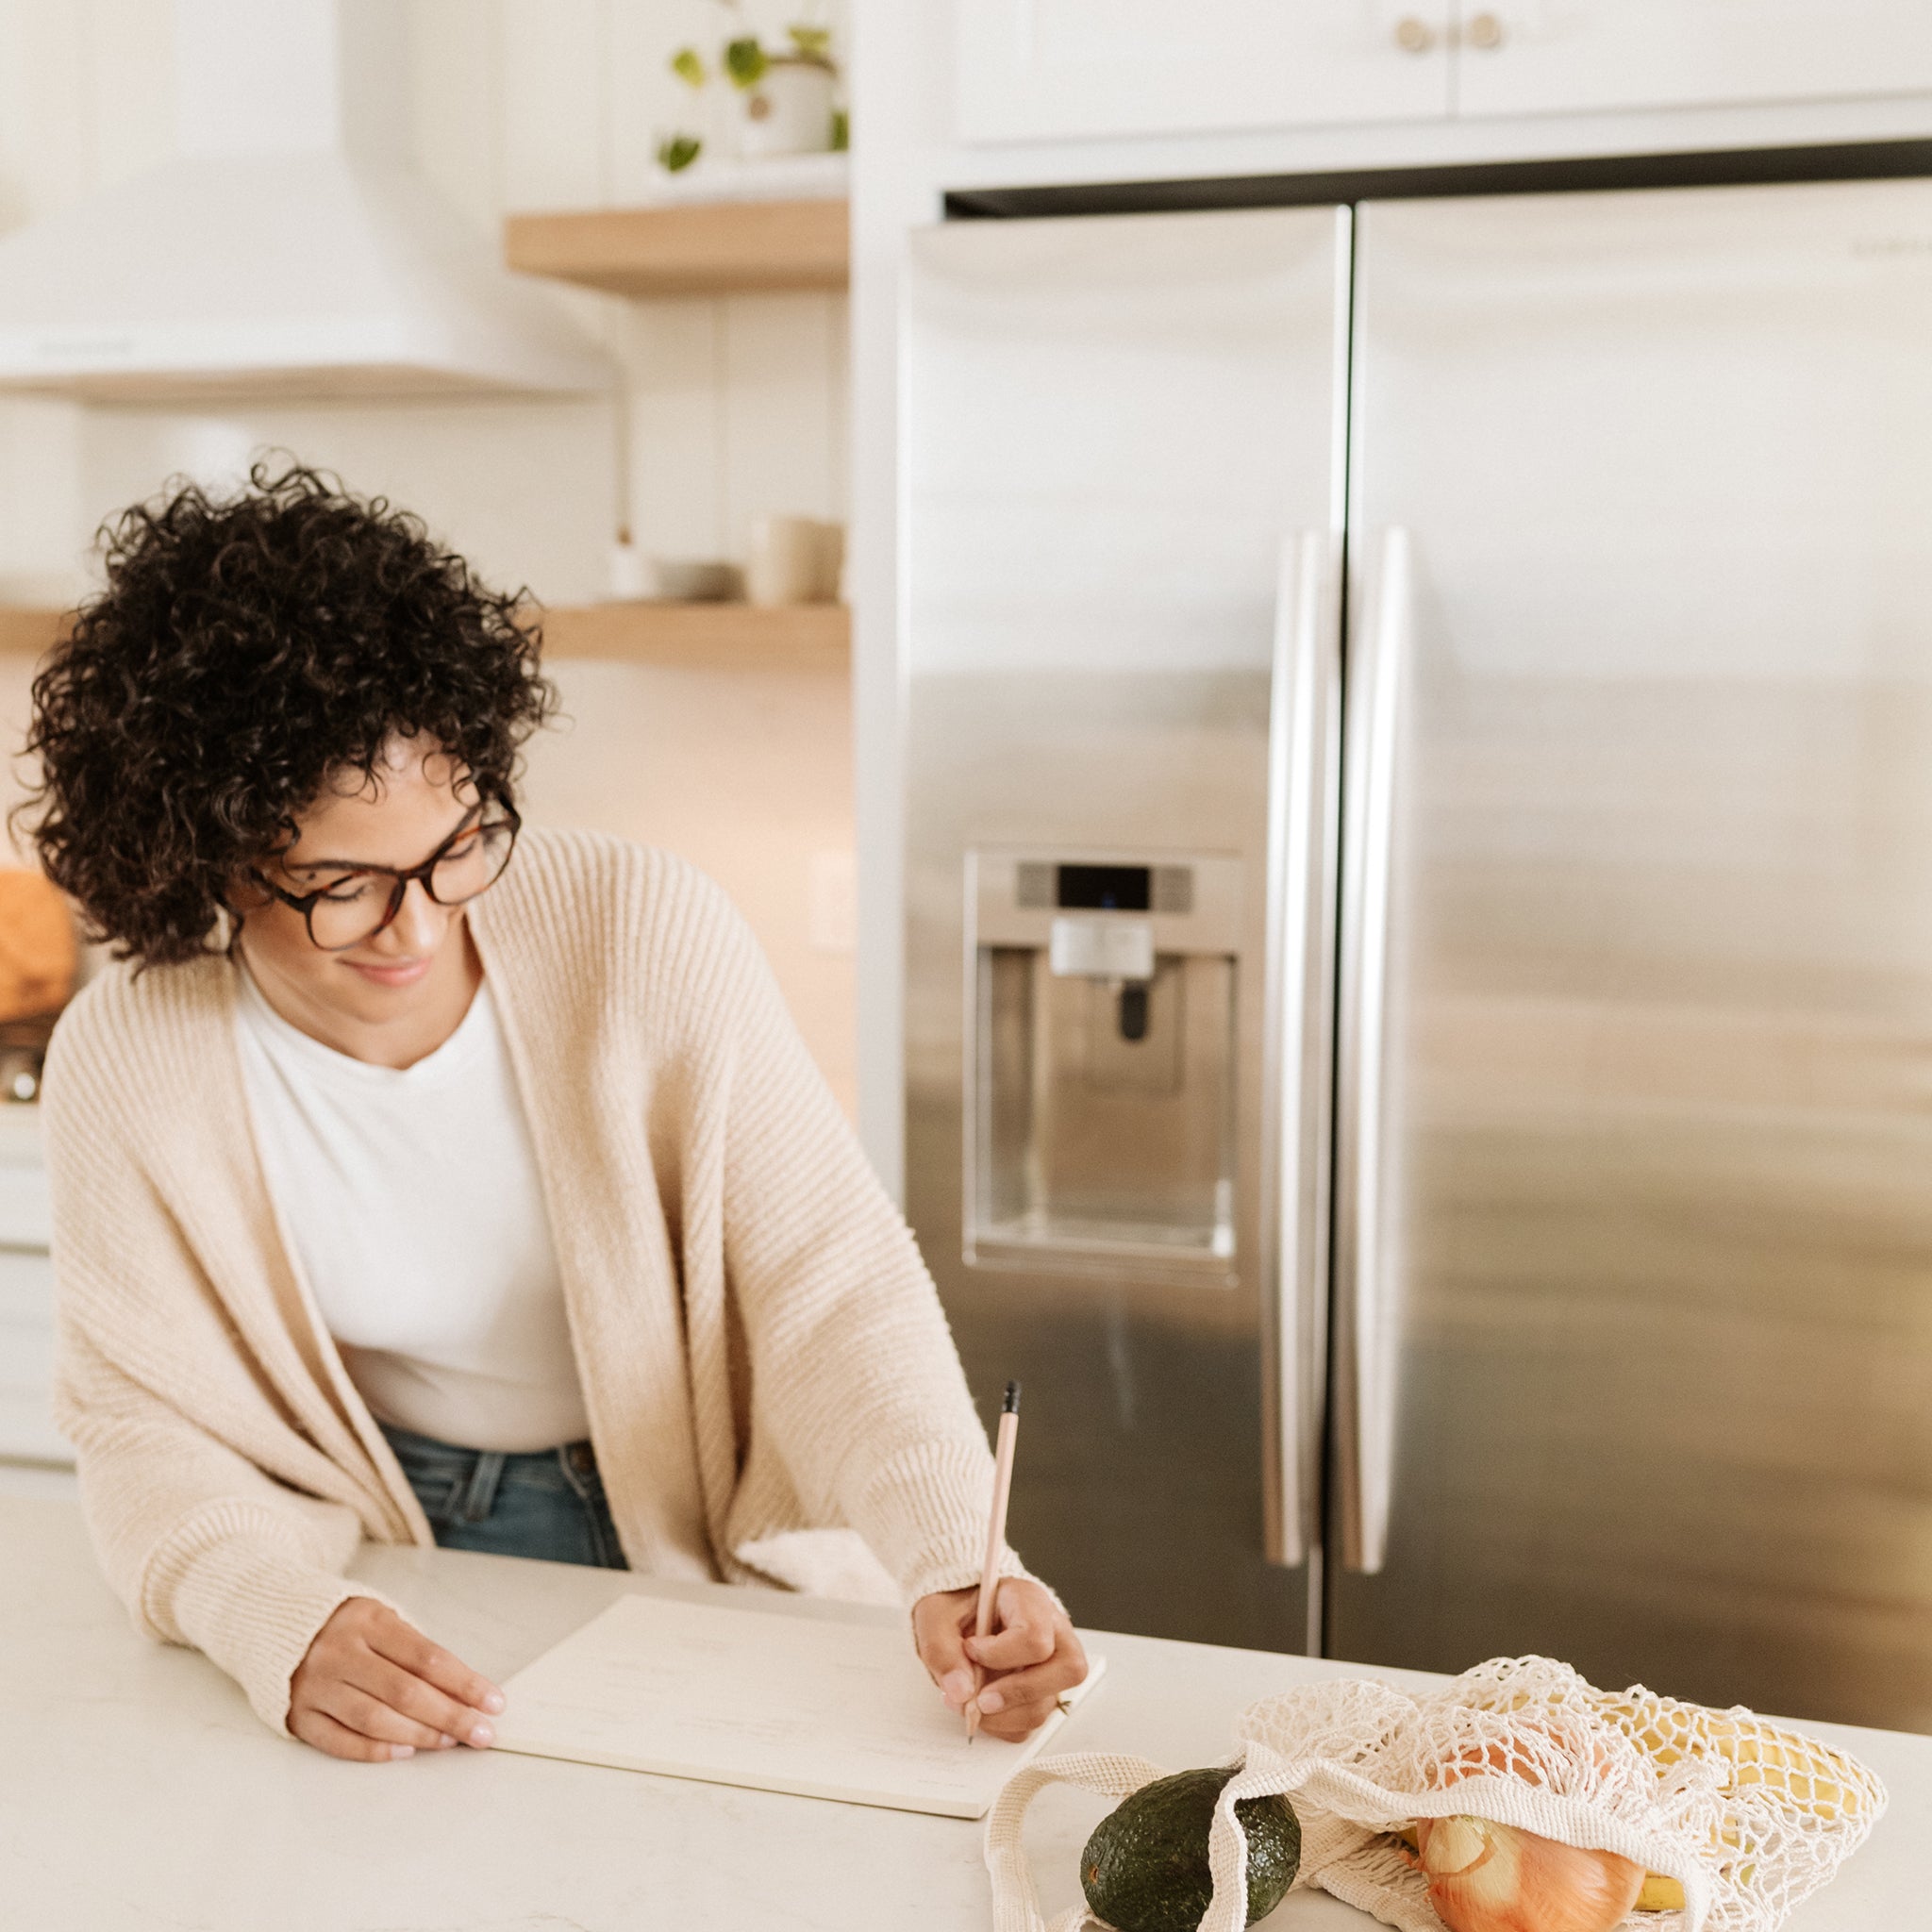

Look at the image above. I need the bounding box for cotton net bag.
[985,1655,1887,1932]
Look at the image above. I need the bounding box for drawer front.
[0,1161,51,1250]
[0,1250,53,1324]
[0,1314,67,1463]
[0,1313,55,1392]
[0,1394,70,1463]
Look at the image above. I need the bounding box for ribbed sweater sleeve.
[43,997,395,1738]
[696,882,1028,1605]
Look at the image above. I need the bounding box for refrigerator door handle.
[1261,529,1341,1571]
[1336,525,1410,1575]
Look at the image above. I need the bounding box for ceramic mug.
[745,515,842,605]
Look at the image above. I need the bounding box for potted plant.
[659,6,845,173]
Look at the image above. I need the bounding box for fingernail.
[481,1690,506,1714]
[978,1690,1005,1714]
[439,1734,457,1748]
[468,1722,494,1748]
[390,1743,414,1760]
[942,1669,973,1707]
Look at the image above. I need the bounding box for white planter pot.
[739,60,838,159]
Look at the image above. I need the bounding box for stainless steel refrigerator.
[902,177,1932,1732]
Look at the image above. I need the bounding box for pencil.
[966,1379,1022,1742]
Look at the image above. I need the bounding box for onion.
[1416,1815,1646,1932]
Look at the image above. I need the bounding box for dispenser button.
[1049,916,1155,980]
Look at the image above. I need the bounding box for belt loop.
[460,1449,506,1523]
[558,1441,595,1498]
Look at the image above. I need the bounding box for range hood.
[0,0,610,403]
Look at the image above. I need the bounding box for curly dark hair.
[17,461,557,966]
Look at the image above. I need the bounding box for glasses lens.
[306,874,402,952]
[427,815,517,908]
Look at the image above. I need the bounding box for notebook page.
[491,1591,1107,1819]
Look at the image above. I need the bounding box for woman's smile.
[343,954,435,990]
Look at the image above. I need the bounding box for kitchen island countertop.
[2,1493,1924,1930]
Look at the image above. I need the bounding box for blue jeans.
[380,1422,629,1571]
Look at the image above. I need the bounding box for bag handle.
[984,1752,1172,1932]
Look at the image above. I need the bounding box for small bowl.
[650,559,741,603]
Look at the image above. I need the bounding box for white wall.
[0,0,850,598]
[0,0,858,1108]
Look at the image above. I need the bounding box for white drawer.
[0,1314,66,1463]
[0,1160,50,1250]
[0,1250,53,1324]
[0,1395,70,1464]
[0,1312,55,1391]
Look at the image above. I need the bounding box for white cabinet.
[955,0,1932,147]
[1456,1,1932,120]
[957,0,1454,144]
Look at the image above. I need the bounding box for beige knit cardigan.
[44,829,1019,1737]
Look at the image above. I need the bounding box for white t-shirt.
[233,965,591,1454]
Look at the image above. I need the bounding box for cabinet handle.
[1393,16,1436,54]
[1465,9,1506,48]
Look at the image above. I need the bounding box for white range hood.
[0,0,611,403]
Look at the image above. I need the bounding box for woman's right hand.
[289,1597,505,1762]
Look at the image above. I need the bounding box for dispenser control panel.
[972,853,1241,955]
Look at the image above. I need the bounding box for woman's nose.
[381,876,448,954]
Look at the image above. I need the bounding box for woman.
[25,463,1085,1762]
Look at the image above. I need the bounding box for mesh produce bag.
[985,1656,1886,1932]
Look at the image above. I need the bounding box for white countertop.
[2,1494,1924,1931]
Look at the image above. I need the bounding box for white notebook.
[491,1591,1107,1819]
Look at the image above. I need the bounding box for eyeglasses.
[248,802,521,952]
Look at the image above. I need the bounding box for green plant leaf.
[830,107,849,151]
[657,133,703,174]
[724,36,768,86]
[787,24,832,60]
[669,46,707,87]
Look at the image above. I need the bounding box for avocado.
[1079,1766,1302,1932]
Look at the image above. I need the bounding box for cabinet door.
[958,0,1454,144]
[1456,0,1932,118]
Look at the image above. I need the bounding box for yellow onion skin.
[1415,1815,1645,1932]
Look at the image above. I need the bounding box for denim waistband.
[377,1419,591,1469]
[380,1421,603,1516]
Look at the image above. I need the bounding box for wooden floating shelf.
[505,197,848,297]
[541,601,848,672]
[0,604,848,674]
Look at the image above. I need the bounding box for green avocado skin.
[1079,1767,1302,1932]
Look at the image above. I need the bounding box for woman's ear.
[215,874,269,954]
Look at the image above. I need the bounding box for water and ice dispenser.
[965,852,1242,1285]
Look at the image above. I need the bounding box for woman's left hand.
[911,1577,1089,1741]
